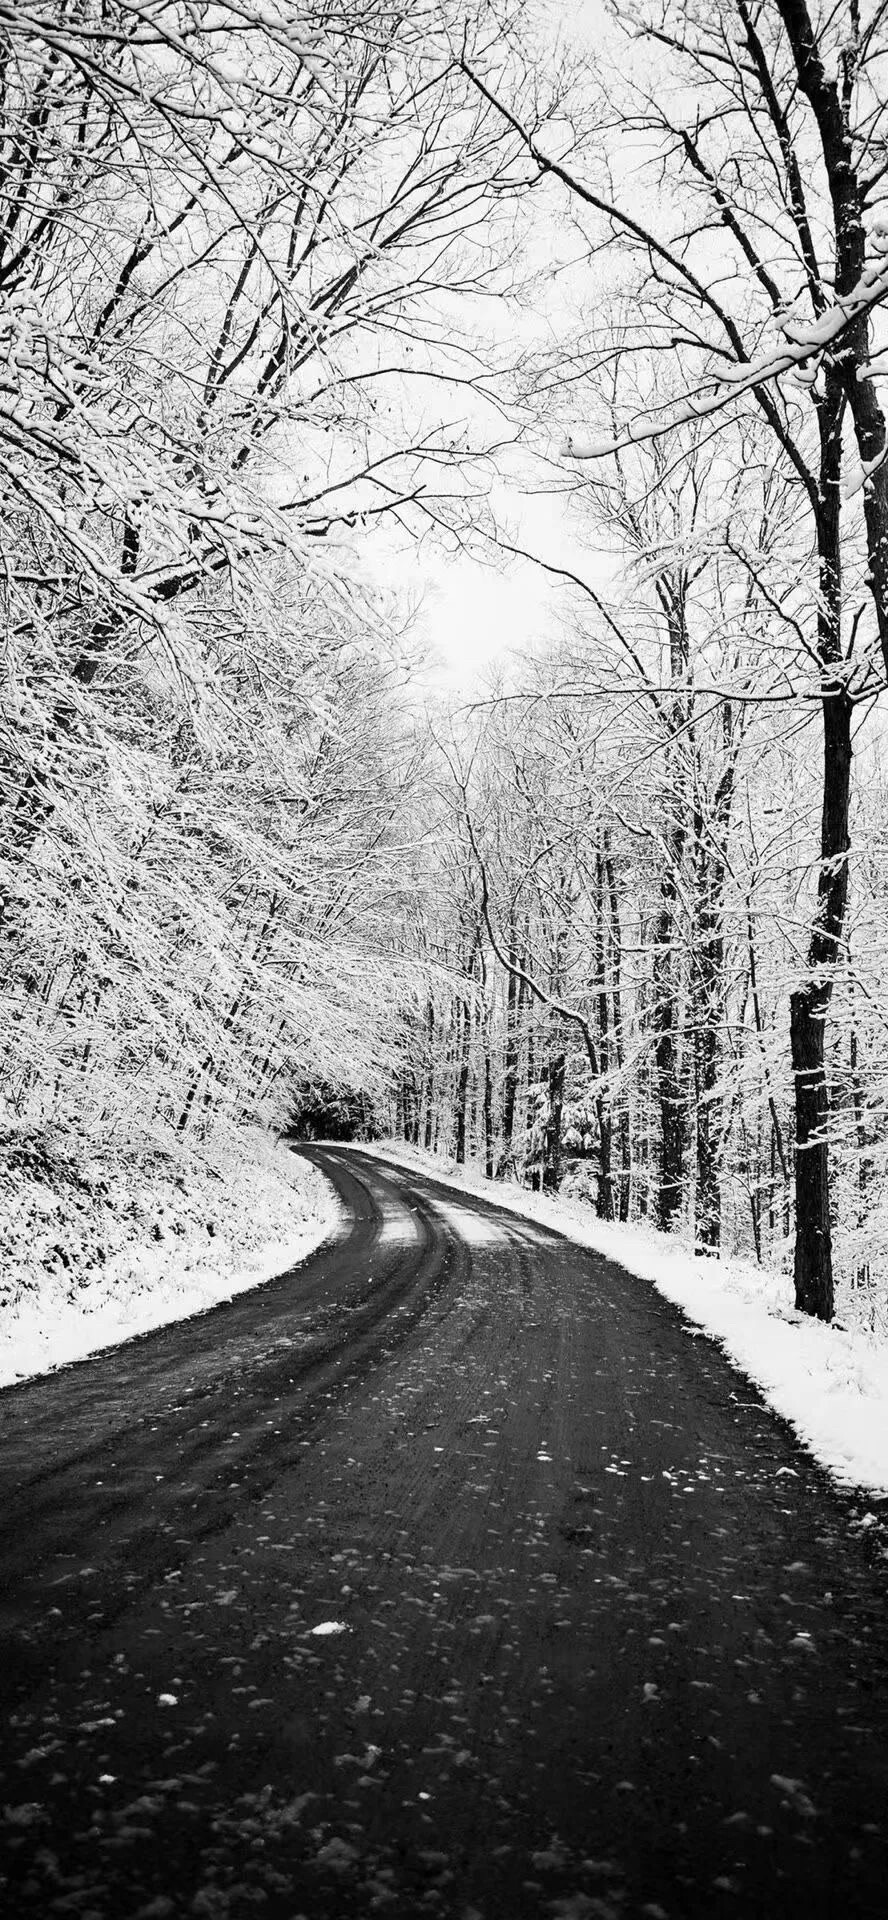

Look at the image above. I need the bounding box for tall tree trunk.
[776,0,888,684]
[604,850,631,1220]
[454,996,471,1164]
[849,1023,871,1291]
[791,380,851,1322]
[500,914,520,1172]
[649,572,691,1234]
[522,969,537,1177]
[775,6,868,1320]
[423,998,435,1151]
[651,864,686,1233]
[543,1047,565,1191]
[594,834,615,1221]
[691,739,733,1254]
[747,904,790,1247]
[694,1011,721,1250]
[790,685,851,1318]
[454,922,481,1165]
[478,951,496,1180]
[483,1030,495,1179]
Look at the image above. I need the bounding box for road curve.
[0,1145,886,1920]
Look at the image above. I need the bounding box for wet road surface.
[0,1145,887,1919]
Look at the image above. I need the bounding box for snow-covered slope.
[0,1131,340,1389]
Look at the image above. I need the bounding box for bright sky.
[363,472,617,694]
[418,483,622,688]
[360,0,623,693]
[417,551,553,686]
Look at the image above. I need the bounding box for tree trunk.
[790,687,852,1319]
[522,984,538,1175]
[694,1006,721,1250]
[790,984,833,1316]
[423,998,435,1151]
[454,997,471,1164]
[500,918,520,1172]
[594,835,615,1221]
[776,0,888,684]
[651,579,690,1234]
[790,380,851,1322]
[773,6,868,1318]
[543,1048,565,1191]
[849,1025,871,1290]
[691,741,733,1255]
[605,850,631,1219]
[651,872,686,1232]
[483,1037,495,1179]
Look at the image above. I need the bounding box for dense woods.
[0,0,518,1197]
[4,1,888,1333]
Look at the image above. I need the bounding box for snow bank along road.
[0,1150,886,1920]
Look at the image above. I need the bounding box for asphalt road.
[1,1147,887,1920]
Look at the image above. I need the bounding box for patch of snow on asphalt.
[0,1136,340,1390]
[376,1205,421,1247]
[431,1199,511,1246]
[358,1141,888,1500]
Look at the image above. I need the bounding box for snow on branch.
[566,242,888,462]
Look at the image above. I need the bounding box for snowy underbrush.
[362,1138,888,1505]
[0,1125,339,1389]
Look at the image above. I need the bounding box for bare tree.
[461,1,888,1317]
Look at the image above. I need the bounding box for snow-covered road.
[0,1147,886,1919]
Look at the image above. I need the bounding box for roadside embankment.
[0,1127,339,1388]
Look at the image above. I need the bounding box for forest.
[4,0,888,1337]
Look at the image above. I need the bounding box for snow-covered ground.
[0,1130,340,1390]
[361,1139,888,1507]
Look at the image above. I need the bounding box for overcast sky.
[356,0,624,692]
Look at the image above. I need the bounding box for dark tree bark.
[747,903,790,1239]
[775,0,888,683]
[690,731,735,1254]
[650,849,686,1233]
[423,998,435,1151]
[594,835,615,1221]
[769,0,879,1318]
[477,948,496,1180]
[789,684,852,1319]
[649,569,691,1235]
[849,1023,872,1291]
[454,997,471,1164]
[604,850,632,1221]
[693,974,722,1252]
[499,913,521,1174]
[543,1048,565,1191]
[454,918,484,1164]
[789,377,851,1322]
[483,1038,495,1179]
